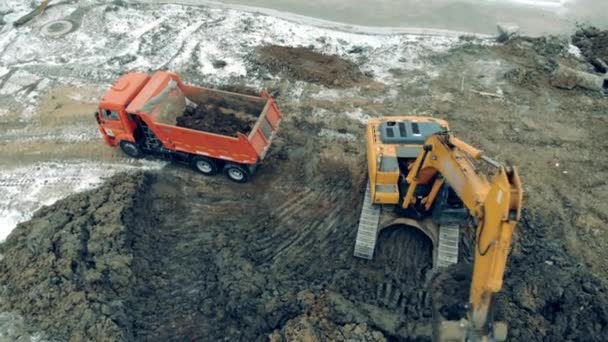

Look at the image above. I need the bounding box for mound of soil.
[495,210,608,341]
[256,45,366,87]
[572,27,608,69]
[269,291,386,342]
[0,174,151,341]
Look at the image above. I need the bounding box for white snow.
[345,108,372,124]
[568,44,583,58]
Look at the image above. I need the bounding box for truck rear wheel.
[120,141,143,158]
[223,163,249,183]
[191,156,218,176]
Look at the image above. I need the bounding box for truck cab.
[95,72,150,147]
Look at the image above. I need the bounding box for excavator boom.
[404,133,522,339]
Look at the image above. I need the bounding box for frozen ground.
[0,0,466,239]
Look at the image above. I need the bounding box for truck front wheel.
[120,141,143,158]
[223,163,249,183]
[191,156,218,176]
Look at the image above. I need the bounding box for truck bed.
[176,90,266,137]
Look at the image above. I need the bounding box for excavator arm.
[403,133,523,341]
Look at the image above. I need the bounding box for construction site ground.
[0,1,607,341]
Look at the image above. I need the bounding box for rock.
[590,58,608,74]
[551,63,606,91]
[497,23,520,42]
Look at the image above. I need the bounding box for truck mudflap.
[249,91,282,160]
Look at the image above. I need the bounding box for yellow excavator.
[354,116,523,341]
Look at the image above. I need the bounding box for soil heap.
[256,45,366,87]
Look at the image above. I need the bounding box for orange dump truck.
[95,71,282,182]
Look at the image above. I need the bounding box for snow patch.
[345,108,371,124]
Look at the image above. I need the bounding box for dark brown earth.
[256,45,367,87]
[176,90,265,136]
[176,103,258,136]
[572,27,608,71]
[2,33,608,342]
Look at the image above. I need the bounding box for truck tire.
[191,156,218,176]
[120,141,143,158]
[223,163,249,183]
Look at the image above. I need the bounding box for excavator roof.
[379,120,445,144]
[367,116,449,159]
[99,72,150,109]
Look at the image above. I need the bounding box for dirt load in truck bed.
[176,90,266,136]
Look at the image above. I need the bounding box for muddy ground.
[2,30,608,341]
[176,92,265,136]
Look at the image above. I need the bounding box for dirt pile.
[269,291,386,342]
[495,210,608,341]
[256,45,367,87]
[176,104,258,136]
[572,27,608,71]
[176,90,265,136]
[0,173,151,341]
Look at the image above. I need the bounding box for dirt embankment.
[0,173,151,341]
[256,45,367,87]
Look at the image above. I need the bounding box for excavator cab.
[355,116,453,262]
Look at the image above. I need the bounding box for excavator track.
[435,224,460,268]
[354,182,381,260]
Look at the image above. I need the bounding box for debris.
[212,60,227,69]
[471,89,504,98]
[496,23,520,43]
[572,27,608,65]
[590,57,608,74]
[551,63,606,91]
[13,0,51,27]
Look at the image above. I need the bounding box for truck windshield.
[101,109,119,120]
